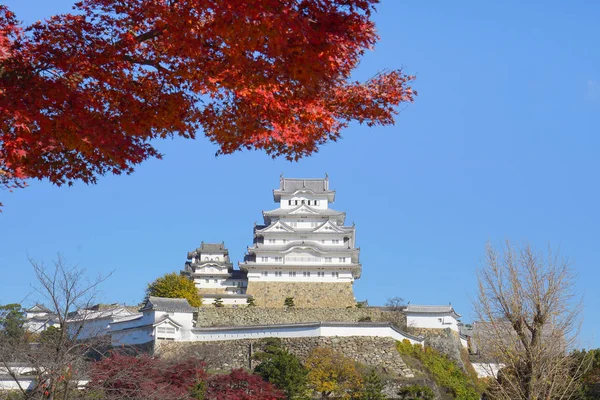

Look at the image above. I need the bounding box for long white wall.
[186,323,424,345]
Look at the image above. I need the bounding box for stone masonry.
[195,307,407,329]
[245,281,356,308]
[158,336,414,377]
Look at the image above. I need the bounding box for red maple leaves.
[0,0,416,197]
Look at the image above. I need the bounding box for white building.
[239,176,361,285]
[405,304,461,332]
[182,242,249,306]
[24,304,59,333]
[66,304,138,340]
[110,297,195,346]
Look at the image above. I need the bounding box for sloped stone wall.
[158,336,414,377]
[195,307,406,328]
[245,281,356,308]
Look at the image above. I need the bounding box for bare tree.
[473,241,586,400]
[0,254,111,400]
[385,296,406,311]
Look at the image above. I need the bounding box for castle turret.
[183,242,248,306]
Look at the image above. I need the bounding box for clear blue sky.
[2,1,598,348]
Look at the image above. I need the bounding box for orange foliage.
[0,1,415,195]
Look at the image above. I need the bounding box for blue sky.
[1,1,599,347]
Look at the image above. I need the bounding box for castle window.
[332,239,340,244]
[317,272,325,277]
[314,200,319,206]
[205,279,209,283]
[339,257,346,263]
[332,272,339,278]
[214,279,218,283]
[262,271,268,277]
[295,200,299,205]
[275,271,282,277]
[301,200,305,205]
[303,271,311,277]
[324,257,332,263]
[282,239,287,244]
[268,239,276,244]
[275,256,283,262]
[289,222,297,227]
[261,257,268,262]
[288,200,293,205]
[288,271,296,277]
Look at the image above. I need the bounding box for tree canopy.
[0,303,25,340]
[305,347,363,398]
[0,0,415,199]
[146,272,202,307]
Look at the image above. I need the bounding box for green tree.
[213,298,224,308]
[254,338,309,399]
[356,369,386,400]
[246,296,256,307]
[146,272,202,307]
[0,303,25,340]
[284,297,295,309]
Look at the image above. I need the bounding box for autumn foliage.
[88,354,284,400]
[0,0,415,197]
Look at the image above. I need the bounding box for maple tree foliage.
[0,0,416,196]
[204,368,285,400]
[89,353,208,399]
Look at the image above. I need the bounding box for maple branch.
[121,55,171,74]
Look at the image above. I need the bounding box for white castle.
[183,176,362,308]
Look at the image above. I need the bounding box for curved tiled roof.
[139,297,195,313]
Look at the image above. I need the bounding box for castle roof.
[187,242,229,260]
[139,297,195,313]
[273,177,335,202]
[405,304,461,318]
[25,304,53,313]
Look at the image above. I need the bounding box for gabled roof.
[273,177,335,202]
[187,242,229,260]
[405,304,461,318]
[255,220,295,233]
[152,314,183,328]
[263,204,344,218]
[139,297,196,313]
[25,304,52,313]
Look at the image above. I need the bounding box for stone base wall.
[158,336,413,377]
[195,307,406,328]
[197,288,227,295]
[245,281,356,308]
[407,328,465,370]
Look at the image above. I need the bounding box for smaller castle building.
[182,242,249,306]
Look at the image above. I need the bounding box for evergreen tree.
[254,338,309,400]
[0,303,25,340]
[146,272,202,307]
[247,296,256,307]
[358,369,386,400]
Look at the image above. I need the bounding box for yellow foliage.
[147,272,202,307]
[305,347,363,398]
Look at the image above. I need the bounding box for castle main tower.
[239,176,361,308]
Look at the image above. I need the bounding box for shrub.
[213,298,224,307]
[284,297,295,308]
[397,384,434,399]
[396,340,480,400]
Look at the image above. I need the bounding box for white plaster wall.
[0,376,36,391]
[111,326,153,346]
[246,269,353,282]
[202,297,248,306]
[187,324,423,345]
[406,313,459,332]
[67,318,112,340]
[460,336,468,349]
[472,363,504,378]
[280,195,328,209]
[197,253,224,261]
